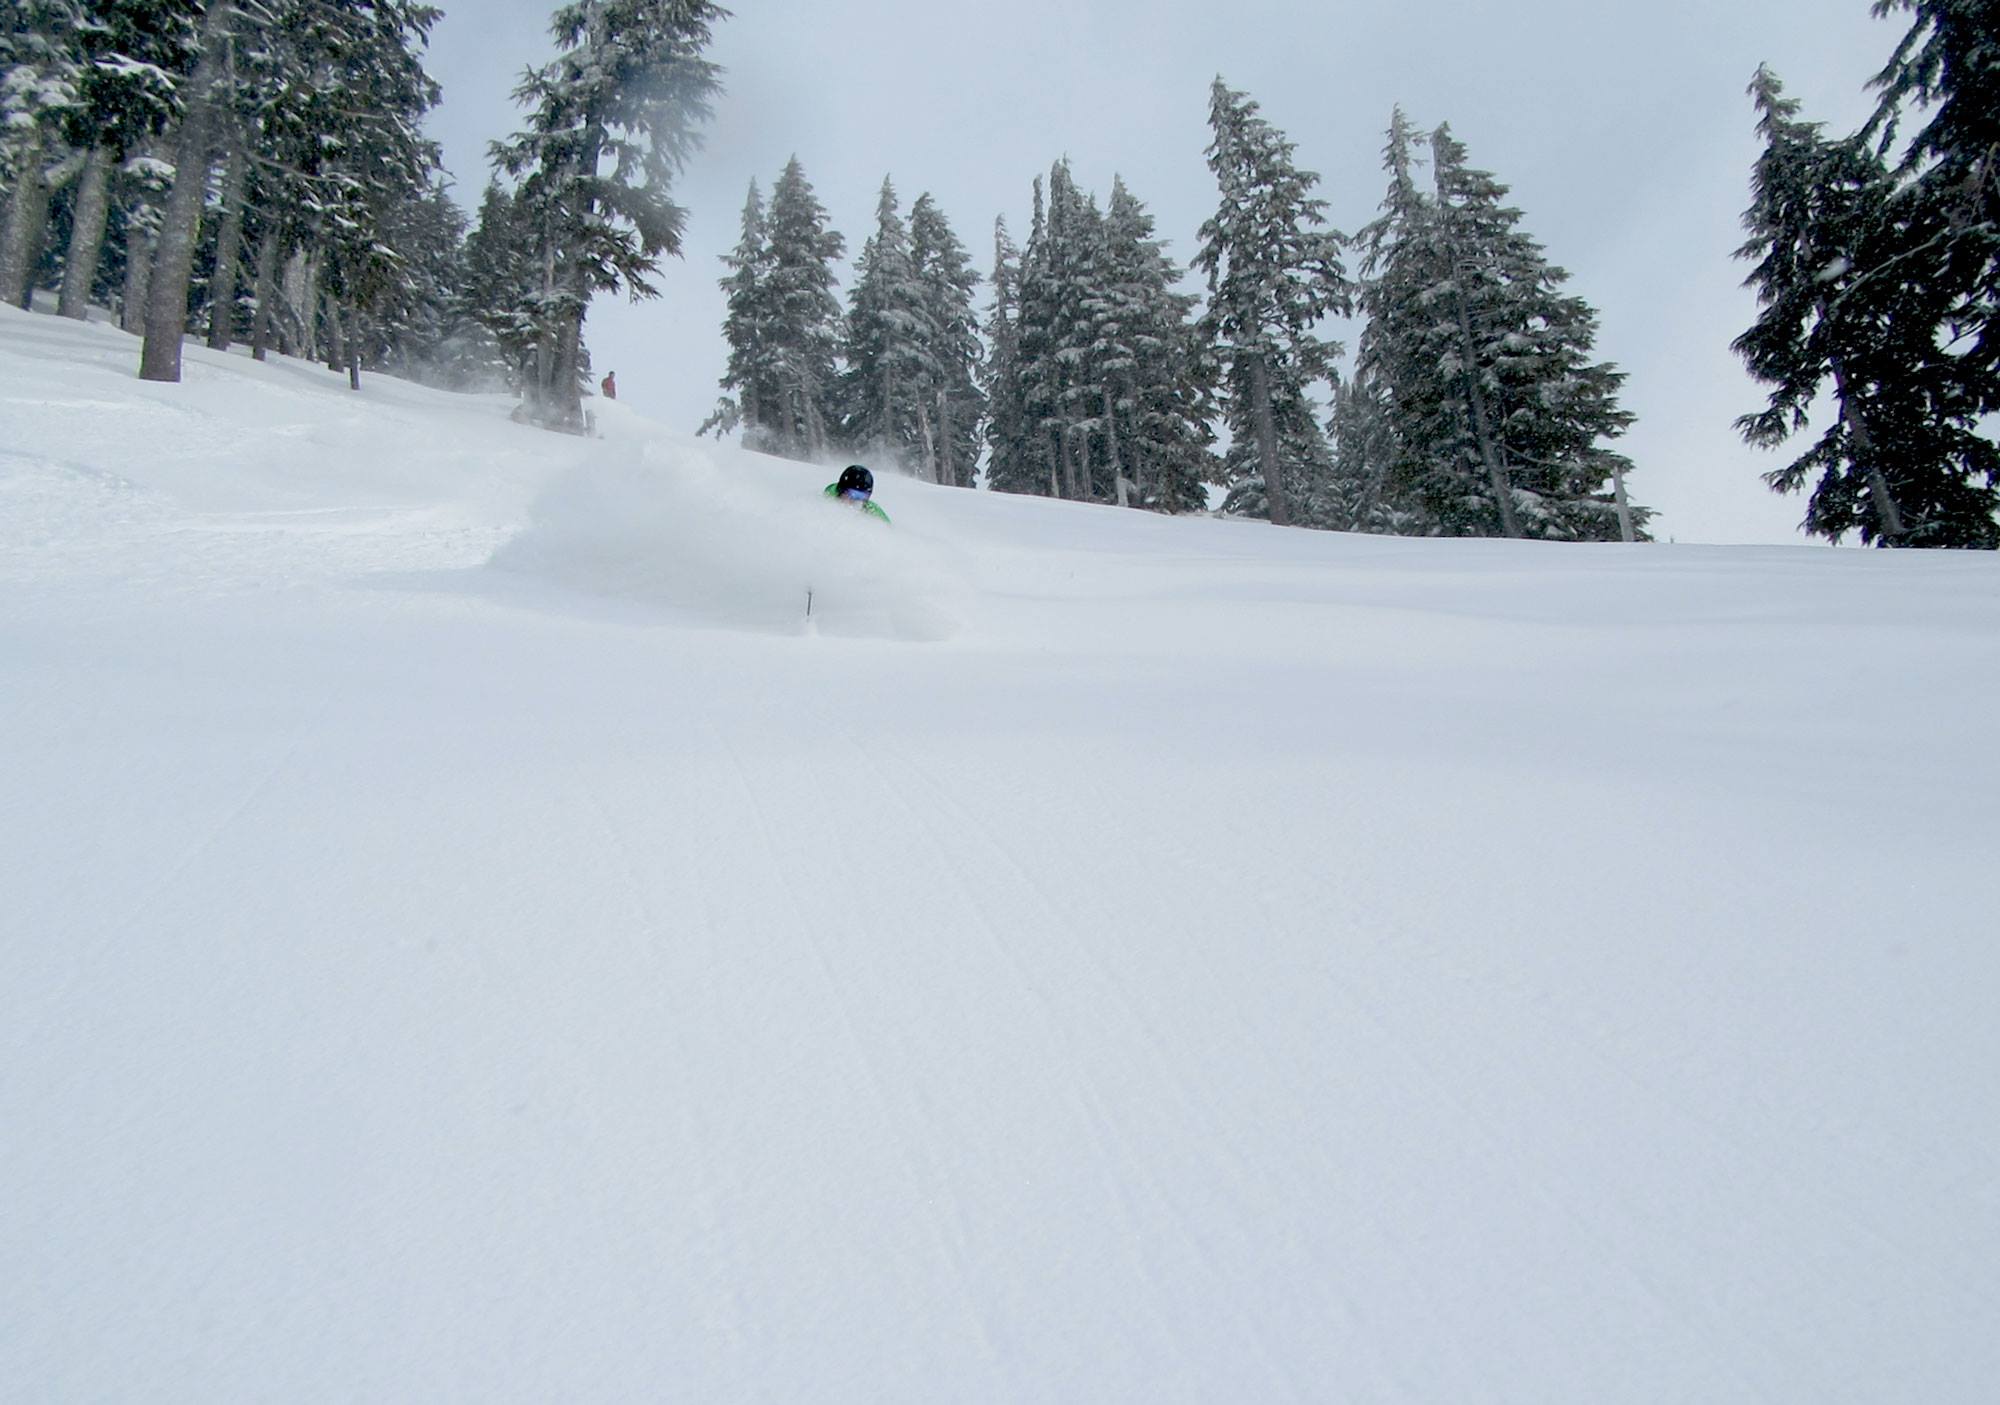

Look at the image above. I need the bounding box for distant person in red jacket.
[600,370,616,400]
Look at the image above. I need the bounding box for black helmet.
[837,464,874,495]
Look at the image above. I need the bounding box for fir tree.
[494,0,724,431]
[270,0,445,383]
[458,181,541,388]
[908,193,985,487]
[1014,161,1105,500]
[1194,79,1350,527]
[1736,66,1998,545]
[1358,113,1643,541]
[1097,177,1215,512]
[54,0,197,320]
[705,180,770,442]
[1,0,87,309]
[709,160,846,459]
[980,217,1040,495]
[758,158,845,458]
[1866,0,1999,396]
[842,177,933,467]
[137,0,237,382]
[993,163,1214,510]
[1324,370,1409,533]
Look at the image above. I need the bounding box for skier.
[600,370,616,400]
[823,464,890,523]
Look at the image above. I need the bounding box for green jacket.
[824,483,891,523]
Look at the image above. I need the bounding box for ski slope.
[4,305,1997,1402]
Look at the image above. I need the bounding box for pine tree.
[980,217,1041,495]
[1736,66,1998,545]
[842,176,934,467]
[1866,0,1999,397]
[704,180,767,442]
[264,1,445,383]
[908,193,985,486]
[137,0,236,381]
[494,0,724,431]
[0,0,87,309]
[709,160,847,459]
[1012,161,1106,500]
[1358,113,1643,541]
[991,163,1214,509]
[1431,126,1640,540]
[758,158,845,458]
[458,180,541,388]
[53,0,197,320]
[1194,79,1350,527]
[1324,370,1410,533]
[1009,172,1065,496]
[1097,177,1215,512]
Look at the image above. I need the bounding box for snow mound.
[488,440,964,640]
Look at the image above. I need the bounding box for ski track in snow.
[5,307,2000,1401]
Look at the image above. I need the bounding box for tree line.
[709,80,1648,540]
[2,0,1993,545]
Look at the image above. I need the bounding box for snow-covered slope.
[4,305,1996,1402]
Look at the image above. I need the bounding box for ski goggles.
[842,487,871,501]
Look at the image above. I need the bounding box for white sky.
[422,0,1895,544]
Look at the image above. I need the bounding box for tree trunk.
[1105,387,1130,508]
[0,127,53,309]
[121,203,154,334]
[280,247,317,359]
[249,230,279,360]
[915,398,938,482]
[527,195,564,422]
[937,388,958,488]
[324,294,345,373]
[546,294,587,431]
[1829,351,1907,543]
[1449,271,1522,538]
[1047,427,1062,497]
[59,144,115,320]
[1611,460,1635,543]
[206,144,248,350]
[141,0,234,382]
[1248,351,1290,526]
[793,381,812,458]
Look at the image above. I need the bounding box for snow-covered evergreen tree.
[991,163,1213,510]
[705,180,770,442]
[908,193,985,486]
[1736,66,1998,546]
[708,159,847,459]
[981,217,1041,495]
[0,0,86,309]
[257,1,445,382]
[842,177,934,467]
[758,159,845,458]
[136,0,236,382]
[1358,113,1643,541]
[1096,177,1215,512]
[494,0,724,431]
[456,181,541,389]
[1011,161,1108,500]
[51,0,195,320]
[1009,173,1064,496]
[1323,370,1411,533]
[1194,79,1349,527]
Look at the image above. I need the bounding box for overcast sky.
[421,0,1896,544]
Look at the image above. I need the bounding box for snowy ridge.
[3,305,1998,1402]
